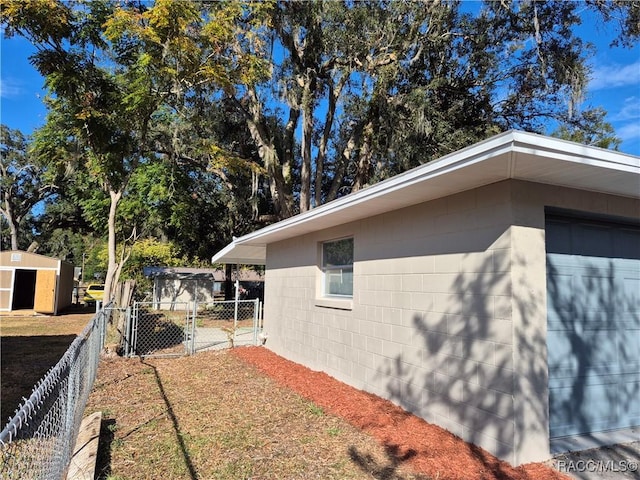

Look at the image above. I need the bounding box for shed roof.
[143,266,224,278]
[0,250,70,268]
[211,130,640,265]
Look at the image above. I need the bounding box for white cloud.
[589,60,640,91]
[616,122,640,143]
[610,96,640,122]
[0,77,23,98]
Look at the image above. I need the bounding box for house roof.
[143,266,264,282]
[211,130,640,265]
[143,266,224,278]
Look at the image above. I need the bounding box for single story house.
[0,250,75,315]
[212,130,640,466]
[144,266,264,309]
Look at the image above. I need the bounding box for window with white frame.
[321,237,353,297]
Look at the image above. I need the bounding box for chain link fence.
[120,298,262,357]
[0,306,111,480]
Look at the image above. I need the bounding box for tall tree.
[0,125,61,250]
[3,0,637,269]
[223,0,637,217]
[1,0,270,302]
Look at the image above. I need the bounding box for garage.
[546,212,640,443]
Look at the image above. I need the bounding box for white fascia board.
[510,131,640,173]
[211,241,266,265]
[235,131,518,245]
[213,130,640,264]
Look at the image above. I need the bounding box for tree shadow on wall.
[376,250,548,475]
[377,246,639,474]
[158,276,214,308]
[546,258,639,448]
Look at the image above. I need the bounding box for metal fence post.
[190,301,197,355]
[131,303,138,357]
[233,279,239,345]
[99,309,106,352]
[253,298,259,346]
[123,307,131,357]
[63,355,79,472]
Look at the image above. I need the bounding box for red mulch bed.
[233,347,569,480]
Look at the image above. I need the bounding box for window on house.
[321,237,353,297]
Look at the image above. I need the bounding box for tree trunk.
[224,263,233,300]
[2,194,20,250]
[103,188,123,305]
[8,219,19,251]
[300,79,314,212]
[237,92,295,219]
[353,121,375,192]
[326,120,363,202]
[315,78,342,206]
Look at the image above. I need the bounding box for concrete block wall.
[265,180,523,463]
[263,178,640,466]
[508,180,640,465]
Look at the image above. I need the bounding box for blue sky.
[1,10,639,156]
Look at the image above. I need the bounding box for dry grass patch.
[86,351,426,480]
[0,312,94,422]
[0,312,94,337]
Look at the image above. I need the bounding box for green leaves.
[0,124,63,249]
[2,0,636,266]
[0,0,73,46]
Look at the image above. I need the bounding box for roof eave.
[211,131,639,265]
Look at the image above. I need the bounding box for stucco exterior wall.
[263,179,640,466]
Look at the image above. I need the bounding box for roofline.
[0,249,74,267]
[211,130,639,265]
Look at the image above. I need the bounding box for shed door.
[0,269,14,311]
[34,270,57,314]
[546,215,640,439]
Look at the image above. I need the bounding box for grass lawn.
[0,310,95,423]
[86,349,566,480]
[85,351,427,480]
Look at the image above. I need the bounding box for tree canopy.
[2,0,637,301]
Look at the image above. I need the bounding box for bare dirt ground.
[85,346,569,480]
[0,307,95,423]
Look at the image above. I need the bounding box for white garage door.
[546,214,640,439]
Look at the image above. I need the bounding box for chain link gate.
[191,298,261,352]
[123,299,261,357]
[125,302,193,357]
